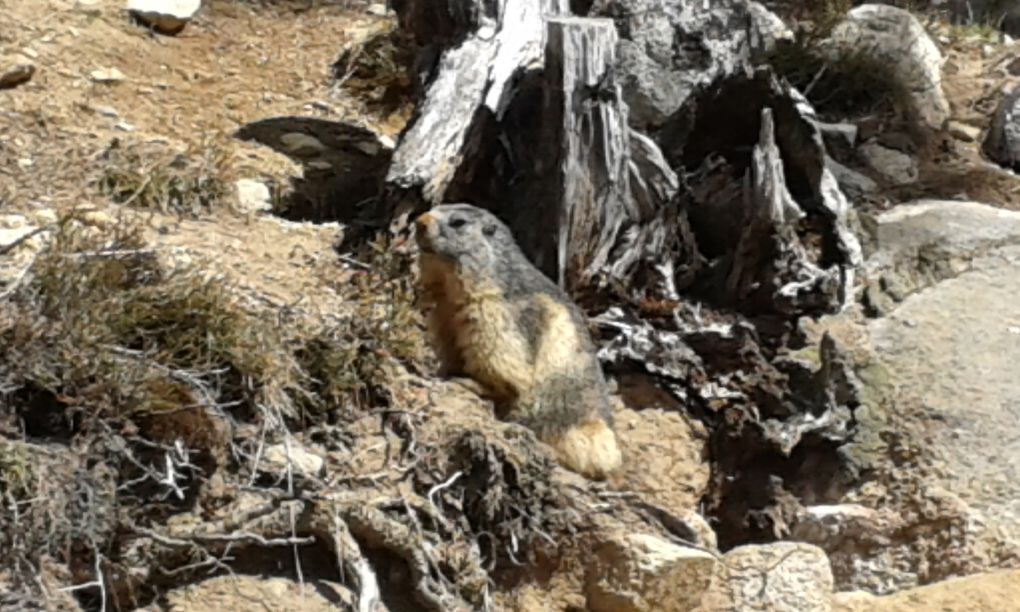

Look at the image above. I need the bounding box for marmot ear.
[482,223,497,237]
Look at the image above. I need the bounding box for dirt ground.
[4,1,1020,610]
[834,569,1020,612]
[0,0,404,213]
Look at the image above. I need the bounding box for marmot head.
[414,203,519,273]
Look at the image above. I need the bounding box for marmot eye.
[448,217,468,229]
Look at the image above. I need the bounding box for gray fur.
[415,203,615,430]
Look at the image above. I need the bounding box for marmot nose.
[414,211,438,245]
[415,212,437,234]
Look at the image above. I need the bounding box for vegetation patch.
[0,210,428,605]
[93,138,234,217]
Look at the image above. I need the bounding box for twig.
[58,550,106,612]
[0,225,50,256]
[189,532,315,547]
[136,525,314,548]
[118,174,153,208]
[283,435,306,593]
[427,470,463,510]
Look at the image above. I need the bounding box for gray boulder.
[983,85,1020,171]
[590,0,752,131]
[823,4,949,131]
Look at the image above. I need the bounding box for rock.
[613,41,687,130]
[149,575,353,611]
[852,199,1020,588]
[864,199,1020,310]
[791,504,898,546]
[824,4,950,131]
[366,3,390,17]
[858,141,918,185]
[827,157,878,201]
[833,570,1020,612]
[947,120,981,143]
[89,67,126,83]
[234,178,273,214]
[868,242,1020,544]
[278,132,327,157]
[93,105,120,118]
[126,0,201,36]
[797,200,1020,593]
[261,441,325,478]
[702,542,835,611]
[747,1,793,61]
[585,532,718,612]
[0,55,35,89]
[982,85,1020,171]
[591,0,752,131]
[612,399,709,525]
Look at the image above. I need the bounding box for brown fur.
[416,206,622,479]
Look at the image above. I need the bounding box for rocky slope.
[3,1,1020,611]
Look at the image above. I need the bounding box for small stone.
[262,442,325,477]
[126,0,201,36]
[828,157,878,199]
[279,132,326,157]
[29,209,58,226]
[115,121,135,132]
[0,214,30,231]
[585,533,718,612]
[93,105,120,118]
[90,67,126,83]
[748,1,793,59]
[947,120,981,143]
[0,56,36,90]
[859,141,919,185]
[365,3,389,17]
[235,179,272,214]
[711,542,834,611]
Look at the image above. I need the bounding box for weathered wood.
[477,16,690,298]
[545,16,630,289]
[380,0,570,233]
[369,0,873,575]
[380,8,689,300]
[727,107,848,315]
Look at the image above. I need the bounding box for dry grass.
[0,208,428,601]
[770,42,904,118]
[93,138,234,216]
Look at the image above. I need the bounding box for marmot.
[414,203,622,480]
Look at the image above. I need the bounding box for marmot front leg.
[420,283,465,378]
